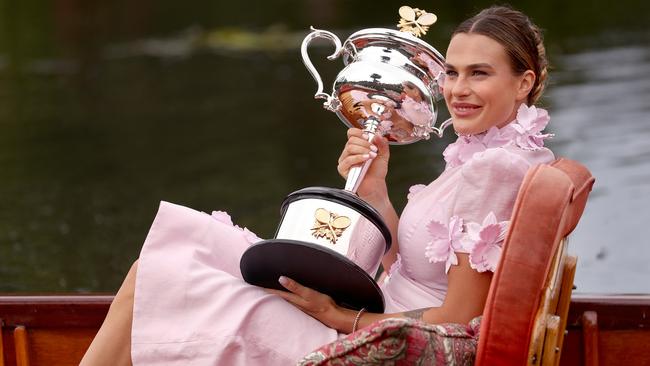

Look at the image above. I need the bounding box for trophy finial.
[397,6,437,37]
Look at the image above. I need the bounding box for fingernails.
[362,133,369,139]
[370,145,378,152]
[362,154,370,159]
[369,151,377,158]
[278,276,289,286]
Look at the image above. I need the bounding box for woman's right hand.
[337,128,390,199]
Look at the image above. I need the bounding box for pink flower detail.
[482,126,511,148]
[424,216,464,273]
[442,104,552,169]
[443,135,487,169]
[510,104,553,150]
[463,212,509,272]
[211,210,262,244]
[407,184,426,200]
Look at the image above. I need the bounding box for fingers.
[371,134,390,157]
[266,276,330,313]
[338,129,377,172]
[346,127,364,139]
[264,288,309,309]
[279,276,317,300]
[337,155,372,178]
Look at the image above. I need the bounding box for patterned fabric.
[297,317,481,366]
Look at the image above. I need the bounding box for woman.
[82,5,554,365]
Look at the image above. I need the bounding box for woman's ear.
[516,70,536,101]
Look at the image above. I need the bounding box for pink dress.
[131,104,554,365]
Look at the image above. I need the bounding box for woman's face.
[443,33,533,135]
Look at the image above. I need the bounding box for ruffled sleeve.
[423,147,531,273]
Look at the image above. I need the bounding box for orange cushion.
[475,159,594,365]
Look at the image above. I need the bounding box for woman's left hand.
[267,276,344,330]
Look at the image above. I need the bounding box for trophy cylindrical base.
[240,186,392,312]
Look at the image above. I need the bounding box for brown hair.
[452,6,548,105]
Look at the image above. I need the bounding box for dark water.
[1,0,649,293]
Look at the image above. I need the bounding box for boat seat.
[476,157,594,366]
[298,158,594,365]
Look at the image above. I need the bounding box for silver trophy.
[241,7,450,312]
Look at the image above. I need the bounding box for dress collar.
[442,104,553,170]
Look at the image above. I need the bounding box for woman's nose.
[451,76,471,97]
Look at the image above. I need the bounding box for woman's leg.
[80,261,138,366]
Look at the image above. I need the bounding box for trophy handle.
[301,27,343,112]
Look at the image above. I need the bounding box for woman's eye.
[472,70,487,76]
[445,70,457,77]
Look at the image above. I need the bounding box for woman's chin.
[452,119,479,136]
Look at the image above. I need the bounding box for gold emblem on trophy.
[311,208,351,244]
[397,6,438,37]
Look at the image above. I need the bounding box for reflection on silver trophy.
[240,7,450,312]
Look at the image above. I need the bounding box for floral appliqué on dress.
[464,212,509,272]
[443,104,553,170]
[424,216,464,273]
[424,212,509,273]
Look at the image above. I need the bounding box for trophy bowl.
[302,26,449,144]
[241,9,449,312]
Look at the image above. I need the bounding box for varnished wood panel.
[599,330,650,365]
[26,328,98,366]
[0,296,112,329]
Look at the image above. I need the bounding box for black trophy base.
[240,239,385,313]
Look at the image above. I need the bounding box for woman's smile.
[451,102,482,118]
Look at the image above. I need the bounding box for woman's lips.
[452,102,482,118]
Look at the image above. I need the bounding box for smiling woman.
[443,6,547,135]
[81,6,558,366]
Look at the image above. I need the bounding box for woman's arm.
[349,253,492,330]
[272,253,492,333]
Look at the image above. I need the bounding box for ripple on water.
[548,41,650,293]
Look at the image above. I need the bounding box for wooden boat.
[1,294,649,365]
